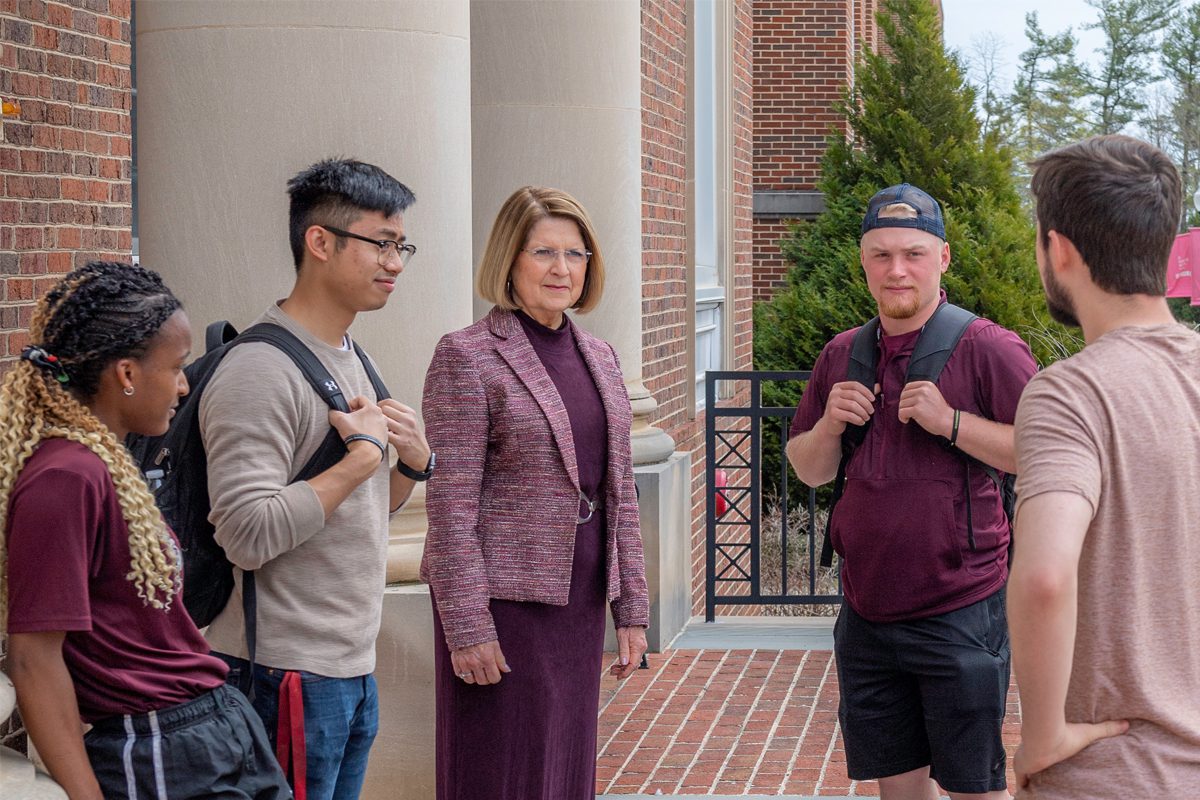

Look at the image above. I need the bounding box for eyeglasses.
[321,225,416,267]
[521,247,592,267]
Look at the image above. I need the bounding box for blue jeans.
[216,653,379,800]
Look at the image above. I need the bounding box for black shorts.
[834,587,1010,794]
[85,684,291,800]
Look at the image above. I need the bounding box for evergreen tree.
[1086,0,1178,133]
[1163,2,1200,226]
[755,0,1064,404]
[1008,14,1091,166]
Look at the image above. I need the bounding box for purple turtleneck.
[515,310,608,500]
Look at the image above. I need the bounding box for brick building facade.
[750,0,941,301]
[0,0,132,362]
[641,0,755,614]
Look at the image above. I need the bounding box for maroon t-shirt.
[790,301,1037,622]
[5,438,226,722]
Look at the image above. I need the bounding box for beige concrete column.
[135,0,475,582]
[470,0,675,464]
[137,5,473,797]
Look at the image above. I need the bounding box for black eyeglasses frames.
[321,224,416,267]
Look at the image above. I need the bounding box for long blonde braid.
[0,263,182,630]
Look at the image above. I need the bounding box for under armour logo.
[324,380,338,393]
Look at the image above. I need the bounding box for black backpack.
[819,303,1016,568]
[128,320,390,637]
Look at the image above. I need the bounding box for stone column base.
[385,484,427,584]
[606,450,693,653]
[362,584,436,800]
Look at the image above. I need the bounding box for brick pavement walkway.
[596,648,1021,797]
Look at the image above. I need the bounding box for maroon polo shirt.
[790,299,1037,622]
[6,439,226,722]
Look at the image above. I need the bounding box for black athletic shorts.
[833,587,1010,794]
[85,684,291,800]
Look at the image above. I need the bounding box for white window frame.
[688,0,734,414]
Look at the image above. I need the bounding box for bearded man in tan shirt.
[1010,135,1200,797]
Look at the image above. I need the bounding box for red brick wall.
[641,0,688,443]
[641,0,755,616]
[0,0,133,366]
[753,0,851,191]
[730,2,754,384]
[640,0,691,608]
[751,0,942,302]
[751,0,853,300]
[858,0,878,54]
[752,218,793,302]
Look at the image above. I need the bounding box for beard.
[878,287,922,320]
[1042,261,1081,328]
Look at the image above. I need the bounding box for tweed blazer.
[420,306,650,651]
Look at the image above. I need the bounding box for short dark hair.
[286,158,416,270]
[36,261,182,399]
[1030,135,1181,296]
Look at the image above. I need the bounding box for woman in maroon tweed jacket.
[421,186,649,799]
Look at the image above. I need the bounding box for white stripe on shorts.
[148,709,168,800]
[122,715,138,800]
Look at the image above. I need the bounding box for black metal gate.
[704,370,842,621]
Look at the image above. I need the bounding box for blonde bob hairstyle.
[475,186,606,313]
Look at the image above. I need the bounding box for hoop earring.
[123,386,135,397]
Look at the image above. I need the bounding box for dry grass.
[757,498,842,617]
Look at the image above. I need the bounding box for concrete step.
[666,615,836,650]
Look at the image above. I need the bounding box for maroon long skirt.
[432,513,607,800]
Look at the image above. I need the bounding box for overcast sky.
[941,0,1107,92]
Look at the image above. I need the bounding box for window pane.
[694,0,718,284]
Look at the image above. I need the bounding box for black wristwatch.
[396,452,435,481]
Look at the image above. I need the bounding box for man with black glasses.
[201,159,433,800]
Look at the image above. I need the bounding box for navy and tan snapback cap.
[860,183,946,241]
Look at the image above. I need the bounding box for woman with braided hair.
[2,262,289,800]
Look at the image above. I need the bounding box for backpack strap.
[819,304,980,569]
[206,320,239,353]
[842,317,880,450]
[904,304,1012,560]
[227,324,394,485]
[288,340,392,485]
[905,303,977,384]
[236,323,352,412]
[352,341,391,403]
[819,318,881,568]
[220,323,393,696]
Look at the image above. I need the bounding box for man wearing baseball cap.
[786,184,1037,799]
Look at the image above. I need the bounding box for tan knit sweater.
[199,304,390,677]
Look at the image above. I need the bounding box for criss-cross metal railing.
[704,370,843,621]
